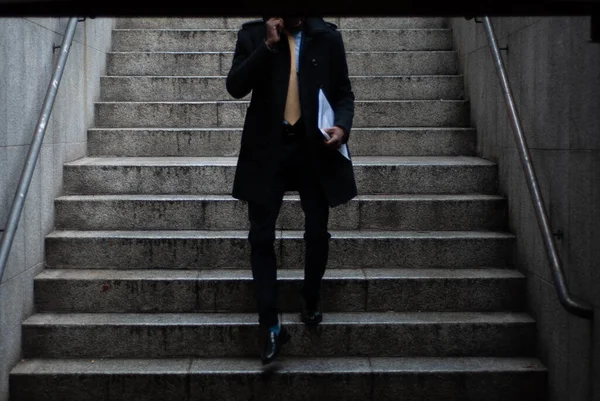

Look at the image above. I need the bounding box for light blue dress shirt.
[292,29,302,73]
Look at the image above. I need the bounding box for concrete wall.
[450,16,599,401]
[0,17,115,401]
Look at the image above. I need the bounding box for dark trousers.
[248,130,330,327]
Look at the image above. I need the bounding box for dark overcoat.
[226,17,357,208]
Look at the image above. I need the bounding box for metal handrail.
[0,17,79,284]
[482,17,593,319]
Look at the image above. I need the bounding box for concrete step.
[111,28,453,52]
[34,268,526,313]
[106,51,458,76]
[63,156,497,196]
[116,17,257,29]
[45,230,514,269]
[100,75,465,102]
[9,357,547,401]
[115,17,449,29]
[21,312,536,358]
[335,17,449,29]
[54,194,506,231]
[94,100,469,128]
[87,127,476,157]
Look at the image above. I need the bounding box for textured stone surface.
[356,194,506,230]
[106,50,459,77]
[1,146,27,282]
[567,151,600,306]
[54,194,506,231]
[347,51,458,76]
[371,357,548,401]
[94,101,221,128]
[33,268,525,313]
[115,17,448,30]
[10,358,191,401]
[188,357,373,401]
[100,75,465,102]
[62,156,497,195]
[111,29,239,52]
[451,16,599,401]
[116,17,257,29]
[5,16,553,401]
[353,100,469,127]
[337,17,449,29]
[3,19,51,148]
[364,268,525,312]
[341,29,453,51]
[0,17,115,401]
[33,269,364,313]
[94,100,469,128]
[54,194,358,231]
[281,230,514,269]
[0,147,7,229]
[100,76,250,102]
[88,128,243,157]
[87,128,476,157]
[0,263,44,401]
[21,312,535,358]
[107,51,223,76]
[110,29,453,52]
[350,75,464,100]
[40,145,56,240]
[9,357,547,401]
[44,230,515,269]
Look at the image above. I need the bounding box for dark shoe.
[301,299,323,326]
[261,325,291,365]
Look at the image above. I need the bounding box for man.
[226,16,356,365]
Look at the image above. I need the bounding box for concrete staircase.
[9,17,548,400]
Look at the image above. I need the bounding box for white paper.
[318,88,351,161]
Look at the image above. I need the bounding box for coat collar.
[301,17,330,37]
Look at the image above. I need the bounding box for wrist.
[335,125,349,143]
[335,125,348,136]
[264,40,277,52]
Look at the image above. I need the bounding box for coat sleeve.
[329,30,355,143]
[226,26,275,99]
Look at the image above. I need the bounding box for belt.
[282,121,305,138]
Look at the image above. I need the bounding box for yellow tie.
[284,33,301,125]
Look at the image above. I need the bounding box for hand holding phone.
[265,17,284,49]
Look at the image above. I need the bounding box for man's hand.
[323,126,347,149]
[265,18,284,49]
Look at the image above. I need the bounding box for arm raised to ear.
[226,22,279,99]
